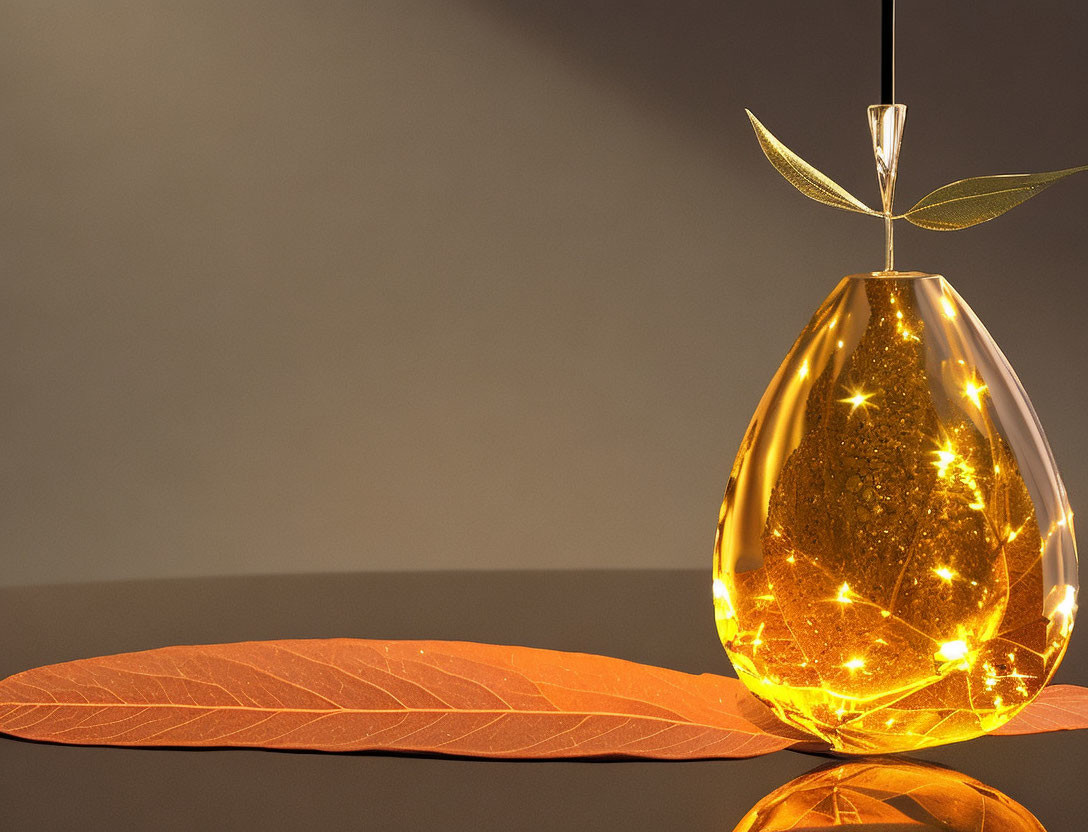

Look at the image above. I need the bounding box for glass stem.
[868,104,907,274]
[884,213,894,272]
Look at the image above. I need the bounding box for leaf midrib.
[907,183,1050,215]
[0,699,769,734]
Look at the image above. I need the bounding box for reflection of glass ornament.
[732,758,1046,831]
[713,272,1077,753]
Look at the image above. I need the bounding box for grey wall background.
[2,1,1086,587]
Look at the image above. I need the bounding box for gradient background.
[2,1,1086,587]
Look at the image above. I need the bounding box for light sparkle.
[840,388,878,415]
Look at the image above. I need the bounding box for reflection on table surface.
[0,570,1083,830]
[735,757,1044,831]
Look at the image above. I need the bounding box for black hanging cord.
[881,0,895,104]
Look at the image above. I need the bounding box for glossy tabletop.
[1,570,1085,830]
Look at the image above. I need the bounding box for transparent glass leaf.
[713,272,1078,753]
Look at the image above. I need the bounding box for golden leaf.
[901,165,1088,230]
[745,109,879,216]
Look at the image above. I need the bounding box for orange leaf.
[988,684,1088,736]
[0,639,796,759]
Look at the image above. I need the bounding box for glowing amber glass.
[714,272,1078,753]
[733,758,1046,831]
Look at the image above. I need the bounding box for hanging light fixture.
[712,0,1081,754]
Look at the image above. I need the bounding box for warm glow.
[933,444,956,477]
[836,583,853,604]
[798,359,809,380]
[751,622,765,648]
[1055,585,1077,638]
[935,640,969,662]
[894,304,920,342]
[1056,585,1077,618]
[933,566,956,583]
[839,388,877,415]
[843,658,865,670]
[940,296,957,319]
[964,379,988,409]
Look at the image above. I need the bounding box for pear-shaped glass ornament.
[714,270,1077,753]
[714,13,1081,754]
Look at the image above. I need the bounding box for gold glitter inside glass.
[714,272,1078,753]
